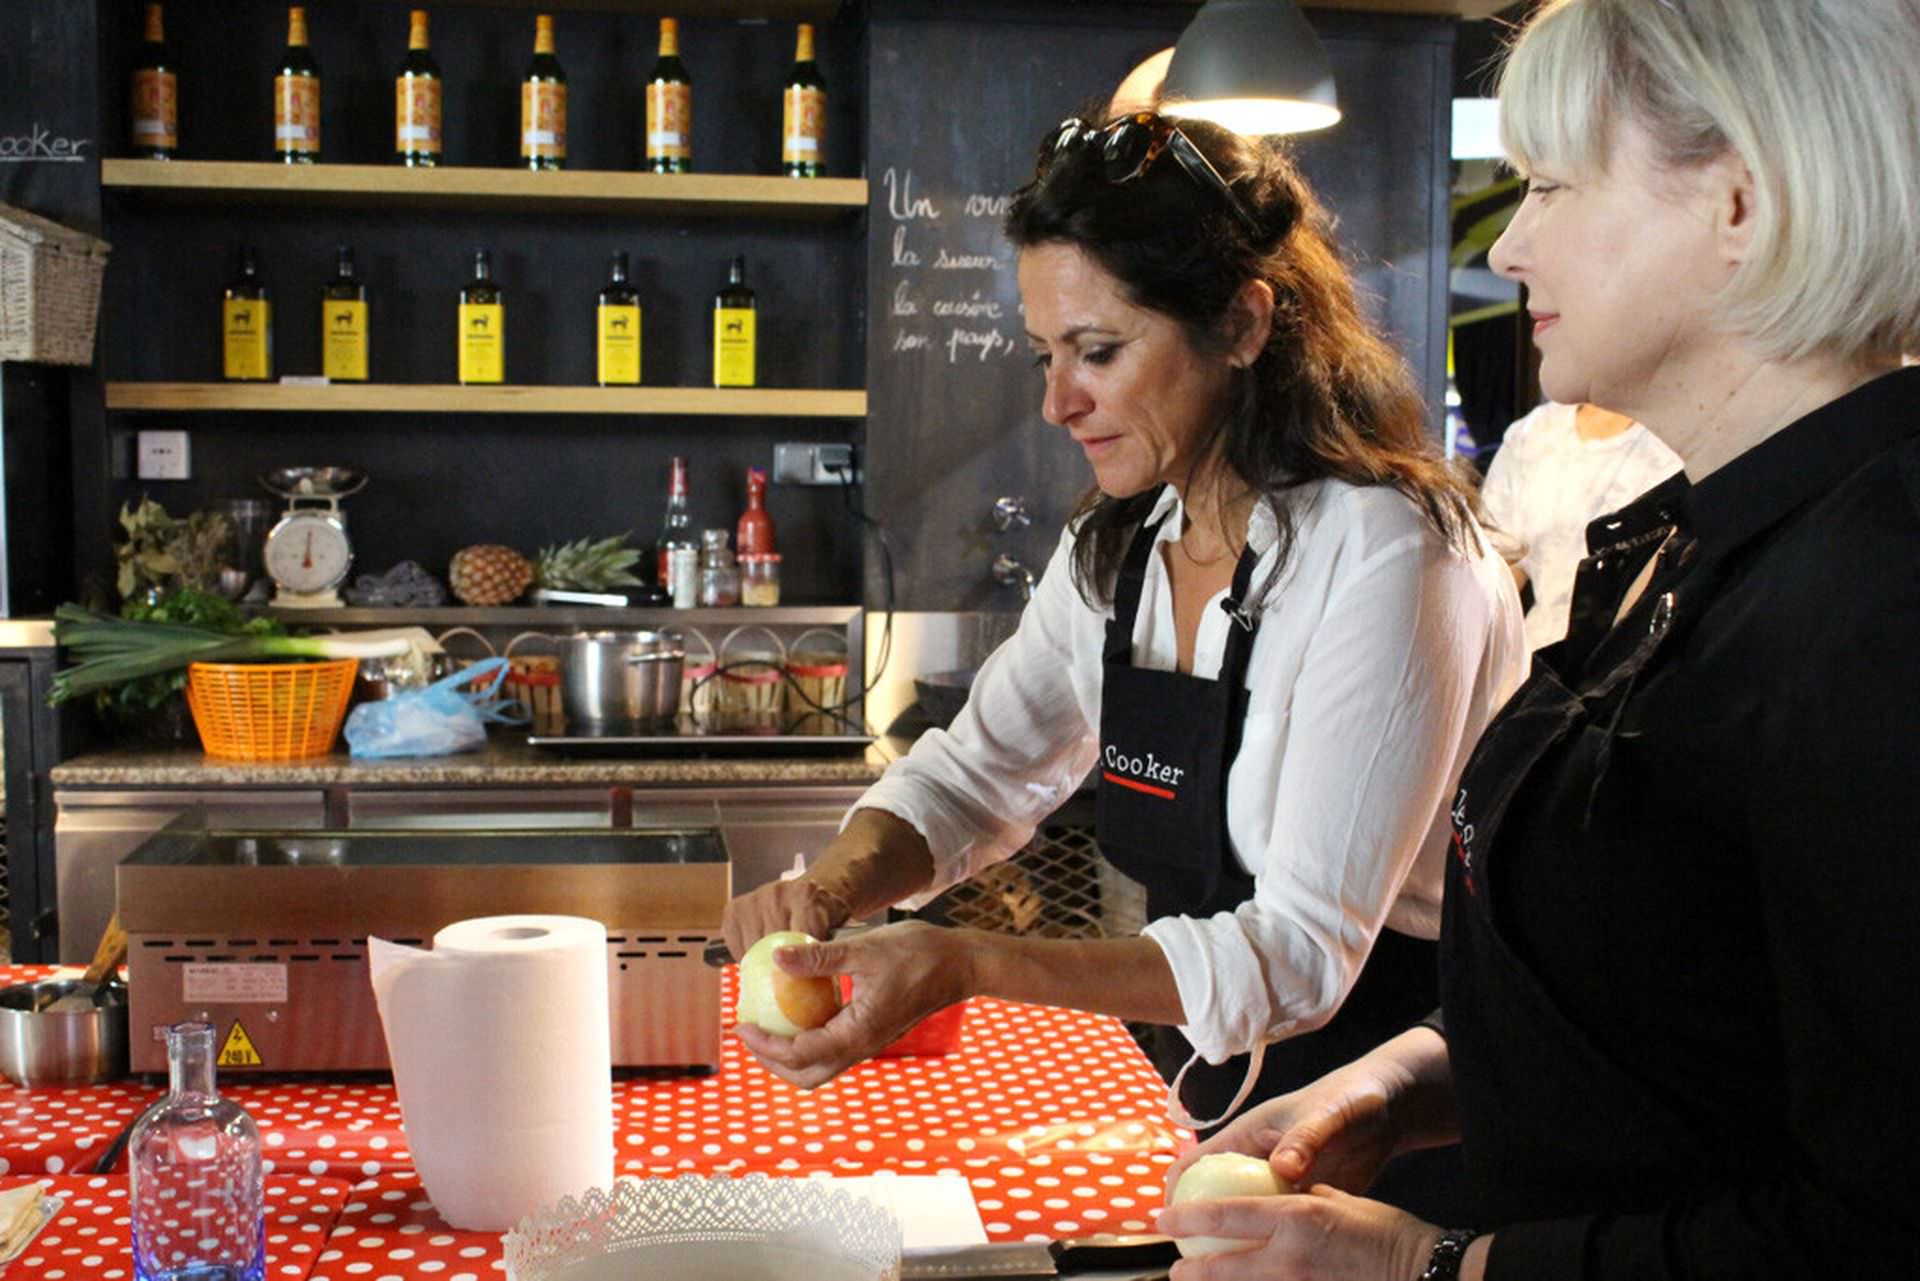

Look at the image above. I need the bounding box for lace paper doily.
[504,1174,902,1281]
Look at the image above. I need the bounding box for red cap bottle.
[737,465,775,556]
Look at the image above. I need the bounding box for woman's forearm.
[808,808,938,920]
[967,931,1186,1026]
[1366,1025,1461,1157]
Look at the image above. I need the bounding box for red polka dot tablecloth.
[0,965,1189,1278]
[0,1172,351,1279]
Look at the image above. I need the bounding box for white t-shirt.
[855,480,1529,1064]
[1481,402,1684,650]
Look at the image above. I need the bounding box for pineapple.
[448,544,533,606]
[534,533,644,592]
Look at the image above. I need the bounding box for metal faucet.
[992,553,1035,603]
[991,496,1032,532]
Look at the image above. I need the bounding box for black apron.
[1094,504,1463,1220]
[1440,527,1714,1224]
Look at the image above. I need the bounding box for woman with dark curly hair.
[724,109,1525,1212]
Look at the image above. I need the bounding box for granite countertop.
[51,732,901,788]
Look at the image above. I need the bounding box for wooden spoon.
[83,912,129,1006]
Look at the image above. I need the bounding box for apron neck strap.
[1104,500,1174,664]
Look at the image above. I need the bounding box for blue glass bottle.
[130,1022,265,1281]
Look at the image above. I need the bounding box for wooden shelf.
[100,160,868,217]
[263,605,860,628]
[105,383,867,417]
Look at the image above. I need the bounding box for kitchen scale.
[259,466,367,608]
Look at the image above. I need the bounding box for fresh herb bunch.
[84,588,285,721]
[115,499,231,600]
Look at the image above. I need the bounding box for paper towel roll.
[369,915,613,1231]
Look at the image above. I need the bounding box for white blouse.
[855,480,1528,1064]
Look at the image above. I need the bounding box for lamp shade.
[1161,0,1341,137]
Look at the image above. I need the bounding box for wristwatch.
[1420,1228,1480,1281]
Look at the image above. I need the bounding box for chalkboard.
[863,4,1453,611]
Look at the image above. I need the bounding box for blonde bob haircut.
[1497,0,1920,365]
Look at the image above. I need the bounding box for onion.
[1169,1152,1290,1258]
[736,930,843,1036]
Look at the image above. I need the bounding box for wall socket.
[772,442,858,486]
[136,430,191,481]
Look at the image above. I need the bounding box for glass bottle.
[698,528,739,607]
[781,22,826,178]
[459,249,504,385]
[736,464,775,556]
[597,251,642,386]
[657,455,697,594]
[644,17,693,173]
[395,8,442,167]
[321,244,368,382]
[712,256,756,388]
[130,1022,265,1281]
[521,13,567,170]
[131,3,177,160]
[222,246,273,382]
[274,6,321,164]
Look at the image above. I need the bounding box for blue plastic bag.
[344,657,526,758]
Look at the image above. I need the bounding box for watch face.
[264,513,352,593]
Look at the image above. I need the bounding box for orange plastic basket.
[185,658,359,761]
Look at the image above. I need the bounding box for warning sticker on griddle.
[182,963,288,1004]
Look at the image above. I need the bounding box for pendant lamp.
[1160,0,1341,137]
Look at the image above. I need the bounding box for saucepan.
[0,982,129,1086]
[559,629,685,725]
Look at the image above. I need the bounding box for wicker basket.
[0,204,111,367]
[185,659,359,761]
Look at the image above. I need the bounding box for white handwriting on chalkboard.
[893,331,932,352]
[964,193,1014,219]
[890,225,920,268]
[883,167,941,222]
[948,328,1015,363]
[0,123,91,163]
[892,280,919,317]
[931,293,1004,320]
[934,248,998,271]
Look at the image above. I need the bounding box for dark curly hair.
[1005,112,1481,608]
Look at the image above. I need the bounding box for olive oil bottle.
[274,6,321,163]
[644,17,692,173]
[459,250,505,384]
[781,23,826,178]
[130,4,177,160]
[395,9,442,166]
[520,14,566,170]
[597,252,642,386]
[322,246,369,382]
[223,246,273,382]
[712,256,755,388]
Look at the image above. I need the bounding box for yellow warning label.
[219,1021,263,1068]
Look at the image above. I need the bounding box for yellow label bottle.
[521,14,567,169]
[321,245,368,382]
[597,252,642,386]
[458,249,504,384]
[712,255,755,388]
[223,246,272,381]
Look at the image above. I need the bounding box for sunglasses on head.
[1037,112,1263,237]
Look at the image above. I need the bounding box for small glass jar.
[698,529,740,608]
[669,545,700,609]
[739,552,782,606]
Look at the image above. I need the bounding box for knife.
[902,1236,1179,1279]
[703,923,878,968]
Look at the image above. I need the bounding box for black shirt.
[1460,368,1920,1279]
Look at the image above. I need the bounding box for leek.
[49,604,440,704]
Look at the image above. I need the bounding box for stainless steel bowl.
[560,630,685,725]
[0,980,130,1086]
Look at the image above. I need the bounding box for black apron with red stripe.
[1093,501,1462,1218]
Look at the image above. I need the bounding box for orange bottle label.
[132,69,177,148]
[646,82,691,161]
[520,81,566,160]
[274,73,320,154]
[782,86,825,165]
[396,76,442,154]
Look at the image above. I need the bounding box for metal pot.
[561,630,685,725]
[0,980,130,1086]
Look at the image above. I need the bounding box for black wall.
[863,1,1455,608]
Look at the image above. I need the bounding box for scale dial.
[264,510,353,602]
